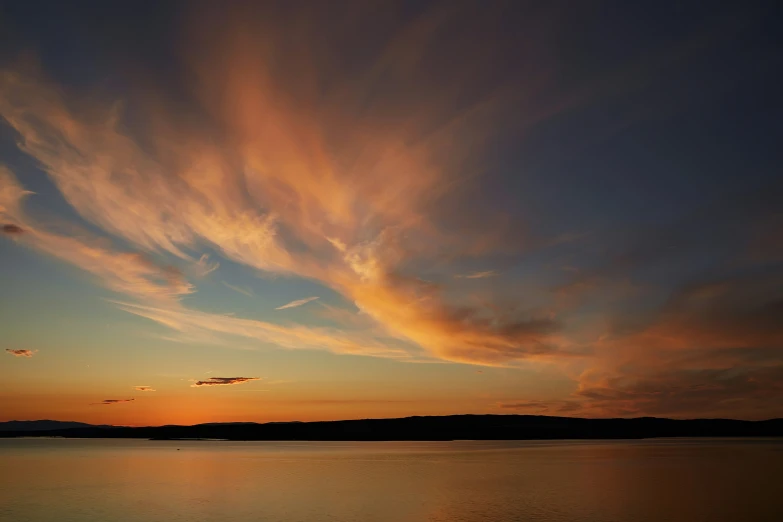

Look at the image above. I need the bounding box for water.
[1,438,781,522]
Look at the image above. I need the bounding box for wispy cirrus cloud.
[275,296,319,310]
[191,377,260,387]
[134,386,156,392]
[5,349,36,357]
[193,255,219,278]
[115,301,412,360]
[0,168,194,303]
[0,6,575,367]
[93,399,135,405]
[222,282,254,297]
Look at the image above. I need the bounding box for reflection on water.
[1,438,782,522]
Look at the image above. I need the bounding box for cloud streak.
[93,399,135,405]
[222,282,254,297]
[5,349,35,357]
[116,301,413,359]
[134,386,156,392]
[0,168,194,303]
[455,270,497,279]
[275,297,319,310]
[191,377,260,387]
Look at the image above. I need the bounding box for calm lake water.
[1,438,782,522]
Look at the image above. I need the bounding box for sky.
[1,0,781,426]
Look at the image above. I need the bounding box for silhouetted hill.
[1,415,782,440]
[0,420,116,431]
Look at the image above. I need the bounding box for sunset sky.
[1,1,781,426]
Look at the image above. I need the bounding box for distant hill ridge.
[0,420,118,431]
[2,415,782,440]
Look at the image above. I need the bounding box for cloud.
[191,377,260,387]
[222,282,254,297]
[5,349,35,357]
[568,269,783,419]
[0,8,575,367]
[574,366,783,419]
[193,254,219,278]
[116,301,414,359]
[93,399,135,405]
[0,168,194,303]
[275,296,319,310]
[2,223,24,234]
[134,386,156,392]
[455,270,497,279]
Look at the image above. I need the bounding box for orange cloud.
[134,386,156,392]
[0,7,572,367]
[1,168,193,303]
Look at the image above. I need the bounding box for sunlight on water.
[1,439,782,522]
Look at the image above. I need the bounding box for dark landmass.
[0,420,118,432]
[1,415,782,441]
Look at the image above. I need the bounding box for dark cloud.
[93,398,135,405]
[2,224,24,234]
[134,386,156,392]
[5,349,35,357]
[573,268,783,419]
[191,377,260,387]
[537,178,783,419]
[576,367,783,419]
[357,270,569,365]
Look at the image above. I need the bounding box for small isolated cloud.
[193,254,219,277]
[2,224,24,235]
[134,386,156,392]
[455,270,497,279]
[191,377,260,387]
[93,398,135,405]
[223,281,254,297]
[5,349,35,357]
[275,296,319,310]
